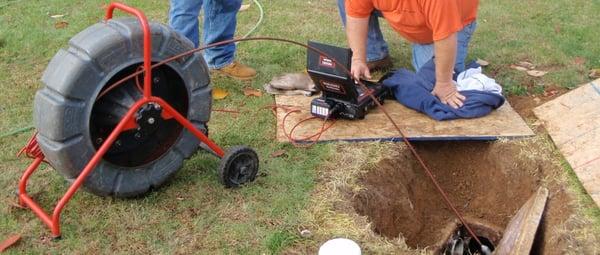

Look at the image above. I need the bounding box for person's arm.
[346,16,371,80]
[431,33,465,108]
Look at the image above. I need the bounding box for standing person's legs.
[411,21,478,73]
[168,0,204,47]
[337,0,389,63]
[168,0,255,80]
[201,0,242,69]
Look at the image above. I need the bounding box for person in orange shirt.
[344,0,479,109]
[336,0,392,72]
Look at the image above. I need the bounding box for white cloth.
[455,67,502,95]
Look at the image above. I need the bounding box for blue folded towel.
[382,60,505,121]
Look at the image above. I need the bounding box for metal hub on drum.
[90,63,189,168]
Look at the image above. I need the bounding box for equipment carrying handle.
[105,2,153,98]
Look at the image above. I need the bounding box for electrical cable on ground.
[206,104,337,147]
[240,0,264,39]
[281,106,338,148]
[96,36,487,249]
[0,125,34,139]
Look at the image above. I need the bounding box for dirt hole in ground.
[352,141,572,252]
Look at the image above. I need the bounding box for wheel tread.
[66,43,104,77]
[218,146,259,188]
[34,88,86,141]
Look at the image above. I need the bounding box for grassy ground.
[1,0,599,254]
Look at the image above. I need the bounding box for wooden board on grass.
[533,79,600,207]
[495,187,548,254]
[274,94,534,142]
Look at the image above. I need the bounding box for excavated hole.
[352,141,548,251]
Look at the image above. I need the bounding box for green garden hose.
[0,125,34,138]
[241,0,264,39]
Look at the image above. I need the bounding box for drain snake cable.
[96,36,487,249]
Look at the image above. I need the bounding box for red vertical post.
[105,2,153,98]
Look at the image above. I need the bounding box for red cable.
[211,104,336,147]
[290,116,336,141]
[134,66,144,93]
[211,103,335,146]
[281,109,335,148]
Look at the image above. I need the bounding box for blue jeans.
[337,0,389,62]
[169,0,242,69]
[412,21,478,73]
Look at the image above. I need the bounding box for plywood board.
[495,187,548,255]
[533,79,600,207]
[274,95,534,142]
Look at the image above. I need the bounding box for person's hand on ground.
[432,81,466,109]
[351,59,371,81]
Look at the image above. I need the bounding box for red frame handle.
[105,3,153,98]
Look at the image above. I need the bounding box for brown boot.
[367,55,393,72]
[212,61,257,80]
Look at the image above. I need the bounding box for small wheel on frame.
[218,146,259,188]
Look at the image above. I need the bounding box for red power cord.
[282,109,336,148]
[215,104,337,147]
[94,36,485,247]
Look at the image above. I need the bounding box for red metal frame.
[17,3,224,238]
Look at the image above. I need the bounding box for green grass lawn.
[1,0,599,254]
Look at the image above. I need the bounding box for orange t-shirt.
[345,0,479,44]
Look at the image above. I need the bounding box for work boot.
[212,61,257,80]
[367,55,393,72]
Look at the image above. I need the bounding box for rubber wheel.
[218,146,259,188]
[34,18,212,197]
